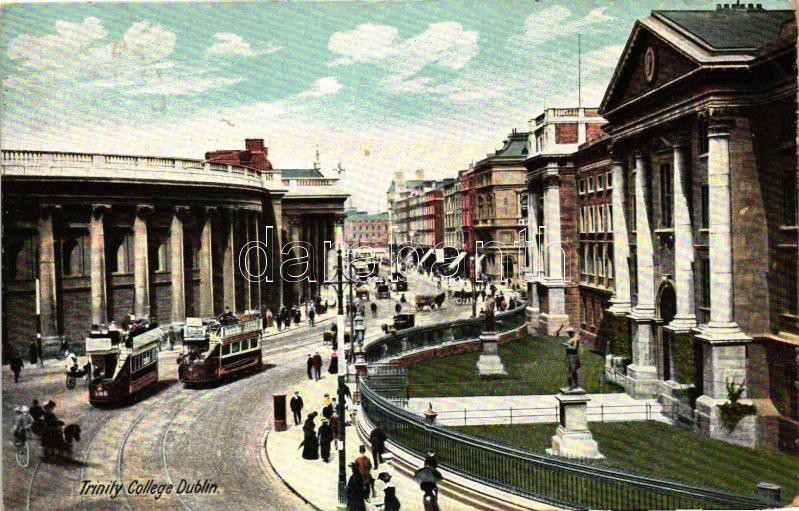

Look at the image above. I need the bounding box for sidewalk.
[408,393,670,427]
[265,371,473,511]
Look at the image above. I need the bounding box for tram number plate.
[130,371,157,393]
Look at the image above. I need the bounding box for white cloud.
[521,6,613,45]
[297,77,342,98]
[205,33,281,57]
[328,21,479,96]
[582,44,625,70]
[328,24,399,66]
[128,75,244,96]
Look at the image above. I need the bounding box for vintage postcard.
[1,1,797,510]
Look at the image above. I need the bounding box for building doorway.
[656,281,677,382]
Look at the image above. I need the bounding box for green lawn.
[407,335,622,397]
[458,421,799,505]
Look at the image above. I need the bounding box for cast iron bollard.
[756,482,781,505]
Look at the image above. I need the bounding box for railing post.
[464,408,467,426]
[601,404,604,422]
[510,406,513,425]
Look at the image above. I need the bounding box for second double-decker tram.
[87,325,161,406]
[178,315,263,384]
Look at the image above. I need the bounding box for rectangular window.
[699,255,711,325]
[588,176,595,193]
[587,244,595,276]
[698,117,709,155]
[579,179,586,195]
[700,184,710,229]
[607,204,613,232]
[599,206,605,232]
[660,163,673,228]
[606,171,613,189]
[598,244,605,277]
[579,207,585,233]
[231,342,241,354]
[607,244,615,279]
[582,243,588,276]
[250,338,258,350]
[597,173,605,191]
[783,171,797,227]
[222,344,231,356]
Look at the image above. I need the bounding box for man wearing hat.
[561,326,581,389]
[375,469,401,511]
[13,406,32,445]
[289,391,304,426]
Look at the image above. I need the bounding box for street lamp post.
[335,249,347,509]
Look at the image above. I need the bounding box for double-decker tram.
[178,313,263,385]
[86,325,161,406]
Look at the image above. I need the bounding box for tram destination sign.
[85,337,113,352]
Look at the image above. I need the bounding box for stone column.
[90,205,108,327]
[540,170,569,336]
[37,207,59,339]
[607,158,631,314]
[627,153,657,398]
[272,198,284,309]
[526,190,541,331]
[254,212,263,310]
[244,211,253,311]
[170,208,187,324]
[198,208,214,317]
[696,114,751,407]
[287,215,303,305]
[668,141,696,331]
[133,205,152,320]
[223,209,237,313]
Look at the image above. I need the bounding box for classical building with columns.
[525,108,607,335]
[2,140,347,353]
[597,5,797,451]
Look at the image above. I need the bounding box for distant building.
[472,129,530,285]
[344,210,389,248]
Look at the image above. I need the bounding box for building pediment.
[599,21,699,116]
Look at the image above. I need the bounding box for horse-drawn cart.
[415,292,446,311]
[376,283,391,299]
[356,285,370,301]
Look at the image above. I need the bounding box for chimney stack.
[245,139,264,152]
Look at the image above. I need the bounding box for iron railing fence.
[364,304,527,363]
[360,382,770,511]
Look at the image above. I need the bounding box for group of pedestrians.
[296,393,343,464]
[345,422,399,511]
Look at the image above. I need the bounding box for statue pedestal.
[546,388,604,460]
[476,332,506,376]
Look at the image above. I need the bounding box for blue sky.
[1,0,791,211]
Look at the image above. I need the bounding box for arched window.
[62,234,89,276]
[520,193,528,218]
[155,239,169,272]
[477,196,485,219]
[110,234,133,274]
[503,256,515,279]
[8,236,36,280]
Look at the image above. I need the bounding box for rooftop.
[653,7,794,51]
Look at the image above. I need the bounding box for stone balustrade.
[1,149,282,191]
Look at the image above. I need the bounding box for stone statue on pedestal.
[484,297,496,332]
[561,326,581,390]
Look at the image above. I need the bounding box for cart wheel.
[65,375,76,390]
[15,441,29,467]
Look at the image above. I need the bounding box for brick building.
[344,210,389,247]
[460,165,476,278]
[525,108,607,335]
[473,130,529,285]
[596,5,797,450]
[575,134,614,351]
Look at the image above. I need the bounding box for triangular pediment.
[599,21,700,115]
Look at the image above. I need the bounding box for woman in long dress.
[299,426,319,460]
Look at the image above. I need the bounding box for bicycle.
[14,433,29,468]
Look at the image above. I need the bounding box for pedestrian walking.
[328,350,338,374]
[308,308,316,327]
[312,352,323,380]
[9,354,23,383]
[354,445,375,498]
[369,422,387,468]
[347,462,368,511]
[290,391,304,426]
[59,338,70,359]
[376,471,402,511]
[322,394,333,420]
[299,427,319,460]
[284,312,291,330]
[318,417,333,462]
[330,411,340,449]
[399,294,407,304]
[29,399,44,423]
[303,411,318,433]
[266,308,274,329]
[395,302,402,314]
[29,339,38,365]
[293,306,301,326]
[370,302,378,318]
[36,336,43,368]
[306,354,314,380]
[168,327,176,350]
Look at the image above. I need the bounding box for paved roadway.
[3,271,464,511]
